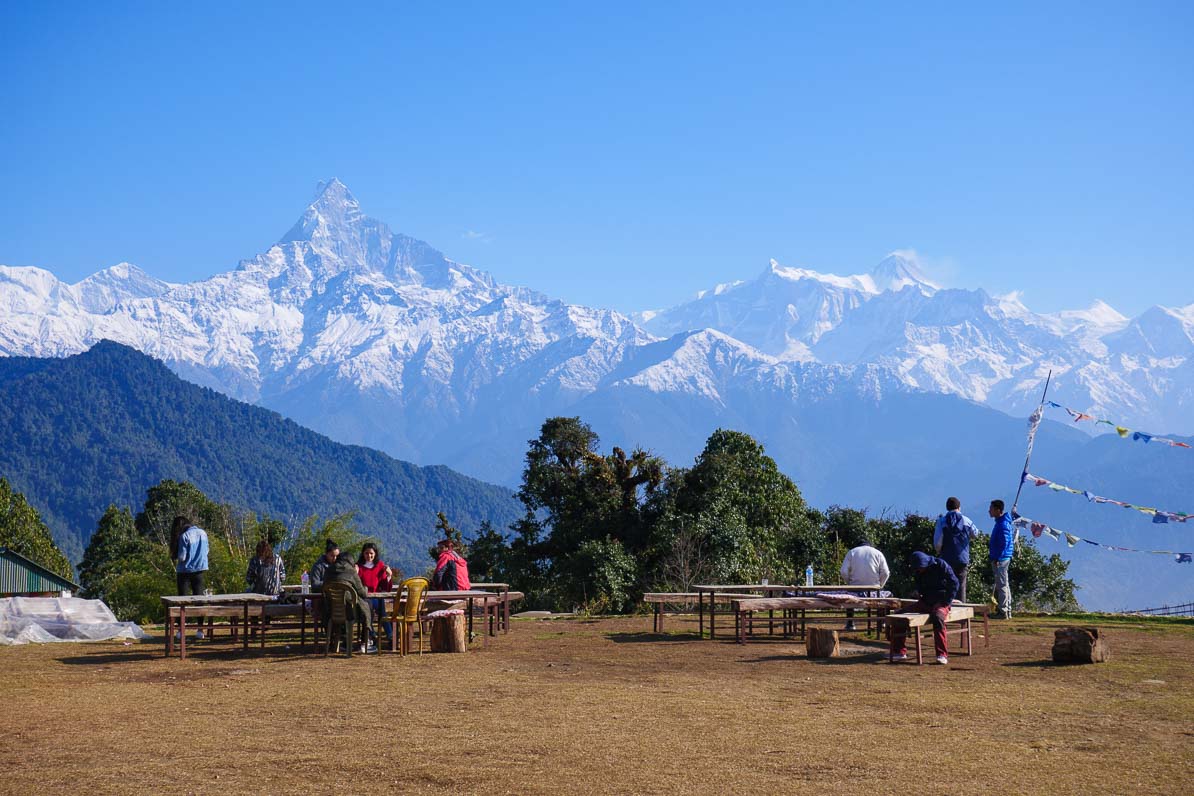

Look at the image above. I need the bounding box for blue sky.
[1,2,1191,317]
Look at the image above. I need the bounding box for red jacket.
[356,560,393,592]
[433,550,470,591]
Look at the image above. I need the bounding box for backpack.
[939,512,970,566]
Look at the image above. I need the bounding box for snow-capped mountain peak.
[280,178,362,245]
[869,250,939,292]
[765,258,878,293]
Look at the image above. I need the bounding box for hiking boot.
[936,655,949,665]
[890,652,908,663]
[195,629,205,641]
[357,643,368,654]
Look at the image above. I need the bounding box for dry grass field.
[2,613,1192,795]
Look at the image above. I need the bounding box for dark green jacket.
[324,557,371,624]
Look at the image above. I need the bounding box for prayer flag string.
[1045,402,1192,450]
[1012,515,1192,563]
[1022,472,1192,524]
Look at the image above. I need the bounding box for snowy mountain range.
[2,179,1192,609]
[3,179,1192,477]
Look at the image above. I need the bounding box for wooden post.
[430,612,468,653]
[806,627,840,658]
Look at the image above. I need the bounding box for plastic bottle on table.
[301,570,310,594]
[805,564,814,587]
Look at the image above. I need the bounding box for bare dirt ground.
[2,613,1191,795]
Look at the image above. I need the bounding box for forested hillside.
[0,342,520,572]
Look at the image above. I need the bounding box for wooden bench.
[891,599,991,648]
[731,596,905,644]
[885,606,974,664]
[642,592,703,632]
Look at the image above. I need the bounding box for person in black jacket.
[890,551,959,665]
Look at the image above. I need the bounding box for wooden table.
[788,584,882,596]
[161,593,278,659]
[694,585,795,639]
[472,583,512,633]
[730,595,903,643]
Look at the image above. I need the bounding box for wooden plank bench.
[891,599,991,648]
[885,606,974,664]
[731,596,905,644]
[642,592,702,632]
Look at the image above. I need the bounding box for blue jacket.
[989,512,1014,561]
[934,510,977,567]
[909,551,959,606]
[175,525,209,573]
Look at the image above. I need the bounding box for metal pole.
[1012,369,1052,514]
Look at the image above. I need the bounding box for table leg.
[503,586,510,633]
[165,610,173,657]
[179,606,187,660]
[300,601,307,651]
[698,591,704,638]
[243,603,249,651]
[709,595,716,640]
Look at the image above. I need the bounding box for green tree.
[512,417,664,611]
[0,477,75,581]
[964,535,1079,612]
[466,520,507,583]
[79,505,170,623]
[279,513,365,587]
[657,429,820,585]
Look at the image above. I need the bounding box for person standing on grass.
[890,551,959,665]
[356,542,394,648]
[170,514,210,641]
[933,496,978,602]
[839,538,890,631]
[988,499,1014,619]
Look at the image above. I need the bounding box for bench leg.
[914,627,923,665]
[965,618,972,656]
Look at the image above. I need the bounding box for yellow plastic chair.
[322,581,359,657]
[390,577,429,656]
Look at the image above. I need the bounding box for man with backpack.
[933,496,978,602]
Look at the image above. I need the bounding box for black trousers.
[176,571,205,595]
[176,571,206,629]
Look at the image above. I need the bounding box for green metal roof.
[0,547,79,594]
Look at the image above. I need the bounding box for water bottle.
[804,564,814,587]
[301,571,310,594]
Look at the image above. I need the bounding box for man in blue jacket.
[988,499,1014,619]
[890,551,959,665]
[933,496,978,601]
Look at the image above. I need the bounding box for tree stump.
[430,611,468,653]
[806,627,841,658]
[1052,626,1109,664]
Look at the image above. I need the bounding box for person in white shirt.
[840,539,890,631]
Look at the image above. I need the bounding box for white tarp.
[0,596,148,645]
